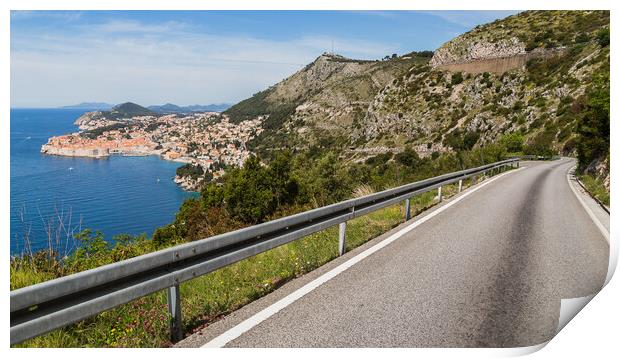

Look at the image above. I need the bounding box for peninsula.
[41,102,264,190]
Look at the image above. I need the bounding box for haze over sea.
[10,108,197,255]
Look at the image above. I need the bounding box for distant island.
[60,102,231,113]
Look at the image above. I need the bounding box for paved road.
[179,159,609,348]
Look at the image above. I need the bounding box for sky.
[10,10,520,108]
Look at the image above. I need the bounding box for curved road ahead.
[179,158,609,348]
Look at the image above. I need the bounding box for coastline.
[38,109,263,192]
[40,146,201,191]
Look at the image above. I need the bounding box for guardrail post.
[405,198,411,221]
[339,222,346,256]
[438,186,443,202]
[458,179,463,193]
[167,284,183,343]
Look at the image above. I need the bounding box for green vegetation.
[107,102,157,119]
[81,123,128,139]
[451,72,464,85]
[576,71,610,173]
[579,174,610,207]
[175,163,204,179]
[12,141,514,347]
[499,133,524,154]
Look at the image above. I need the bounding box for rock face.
[430,37,526,67]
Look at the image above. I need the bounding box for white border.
[3,1,617,357]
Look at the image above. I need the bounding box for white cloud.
[423,10,521,28]
[83,20,189,34]
[11,19,399,107]
[11,10,83,22]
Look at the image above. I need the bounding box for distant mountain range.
[60,102,115,110]
[148,103,231,113]
[60,102,231,113]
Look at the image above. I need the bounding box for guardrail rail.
[10,158,520,345]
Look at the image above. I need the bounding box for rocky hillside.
[225,11,609,180]
[225,52,431,151]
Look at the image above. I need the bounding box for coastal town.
[41,107,264,190]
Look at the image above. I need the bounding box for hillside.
[225,52,431,151]
[225,11,609,185]
[107,102,156,118]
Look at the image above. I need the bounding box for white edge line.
[202,167,525,348]
[566,166,609,243]
[565,165,614,287]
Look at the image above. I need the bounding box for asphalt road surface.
[179,158,609,348]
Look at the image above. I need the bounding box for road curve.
[179,159,609,348]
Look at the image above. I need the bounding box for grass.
[12,168,499,348]
[578,174,610,207]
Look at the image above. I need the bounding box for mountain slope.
[365,10,609,181]
[225,52,431,153]
[108,102,156,117]
[226,11,608,174]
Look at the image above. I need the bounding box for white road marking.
[566,165,614,286]
[202,167,524,348]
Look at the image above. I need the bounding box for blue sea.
[10,108,197,255]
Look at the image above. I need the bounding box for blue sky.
[11,10,519,108]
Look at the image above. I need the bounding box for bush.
[444,129,480,151]
[176,163,204,179]
[596,28,610,47]
[395,146,421,168]
[524,130,555,157]
[577,73,609,172]
[451,72,464,85]
[499,133,524,153]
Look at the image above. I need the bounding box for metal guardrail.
[520,154,561,161]
[10,158,519,345]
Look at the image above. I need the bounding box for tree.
[221,155,275,223]
[444,129,480,151]
[303,152,352,206]
[577,73,609,172]
[499,133,524,153]
[596,28,610,47]
[524,130,555,157]
[394,146,420,168]
[268,151,299,207]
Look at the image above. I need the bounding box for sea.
[10,108,198,255]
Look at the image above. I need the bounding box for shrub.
[577,73,609,172]
[451,72,464,85]
[394,146,421,168]
[596,28,610,47]
[499,133,524,153]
